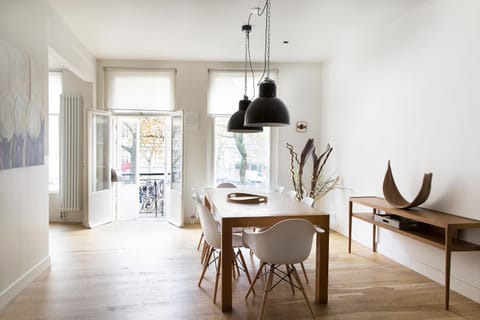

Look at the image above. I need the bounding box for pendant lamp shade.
[227,98,263,132]
[244,78,290,127]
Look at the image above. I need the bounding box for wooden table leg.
[316,217,329,304]
[221,220,233,312]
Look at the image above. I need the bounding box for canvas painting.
[0,40,45,170]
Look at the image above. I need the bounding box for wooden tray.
[226,192,268,204]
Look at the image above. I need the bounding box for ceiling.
[48,0,425,63]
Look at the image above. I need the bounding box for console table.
[348,196,480,310]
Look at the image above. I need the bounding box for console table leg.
[445,227,452,310]
[372,209,377,252]
[348,201,353,253]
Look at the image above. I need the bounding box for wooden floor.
[1,222,479,320]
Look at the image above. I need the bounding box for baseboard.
[49,211,83,223]
[378,244,480,304]
[0,256,51,310]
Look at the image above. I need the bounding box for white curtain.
[207,69,277,116]
[105,68,175,111]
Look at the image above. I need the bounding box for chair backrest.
[300,196,315,207]
[192,191,204,204]
[216,182,237,188]
[243,219,319,265]
[193,196,221,249]
[285,190,297,199]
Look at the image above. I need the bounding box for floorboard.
[0,222,479,319]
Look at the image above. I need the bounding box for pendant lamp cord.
[266,0,271,79]
[249,0,271,87]
[243,26,249,100]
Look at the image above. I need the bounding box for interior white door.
[164,111,184,227]
[84,110,113,228]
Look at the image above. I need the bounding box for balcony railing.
[138,173,165,217]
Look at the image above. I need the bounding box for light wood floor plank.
[0,222,479,319]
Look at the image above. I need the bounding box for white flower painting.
[0,40,45,170]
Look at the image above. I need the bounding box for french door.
[110,111,184,226]
[84,109,112,228]
[164,111,184,227]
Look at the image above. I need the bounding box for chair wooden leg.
[291,265,316,320]
[237,249,255,295]
[285,265,295,295]
[246,261,265,299]
[201,241,208,264]
[234,250,241,278]
[196,232,204,251]
[259,265,275,320]
[232,259,237,279]
[232,249,238,280]
[300,262,309,284]
[198,247,214,287]
[213,251,222,304]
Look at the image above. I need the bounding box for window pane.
[48,72,62,114]
[105,69,175,111]
[214,117,270,188]
[93,114,110,192]
[48,72,62,192]
[48,114,59,191]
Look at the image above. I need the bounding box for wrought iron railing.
[138,173,165,216]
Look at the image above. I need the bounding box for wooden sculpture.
[383,161,432,209]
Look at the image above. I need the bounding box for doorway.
[112,114,168,221]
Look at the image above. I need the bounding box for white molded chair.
[216,182,237,188]
[301,196,315,208]
[243,219,324,320]
[285,190,297,199]
[194,196,253,304]
[297,197,316,284]
[193,191,206,251]
[273,186,285,193]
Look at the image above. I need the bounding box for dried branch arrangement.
[286,139,339,205]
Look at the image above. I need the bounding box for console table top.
[350,196,480,228]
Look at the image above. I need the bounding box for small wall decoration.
[0,40,45,170]
[296,121,308,132]
[382,161,432,209]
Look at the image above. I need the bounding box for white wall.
[48,6,96,85]
[97,60,323,222]
[276,64,323,192]
[321,0,480,303]
[0,0,50,310]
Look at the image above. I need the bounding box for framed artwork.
[0,40,45,170]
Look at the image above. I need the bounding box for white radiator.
[59,95,83,212]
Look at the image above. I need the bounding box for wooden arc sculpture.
[382,161,433,209]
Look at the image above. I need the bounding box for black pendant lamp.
[244,0,289,127]
[227,25,262,133]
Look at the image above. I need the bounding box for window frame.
[207,117,279,189]
[207,68,280,188]
[48,71,62,193]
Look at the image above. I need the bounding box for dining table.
[204,187,330,312]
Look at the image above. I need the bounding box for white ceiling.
[48,0,425,63]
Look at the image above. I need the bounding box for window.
[208,70,275,188]
[213,117,270,187]
[48,72,62,192]
[105,68,175,111]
